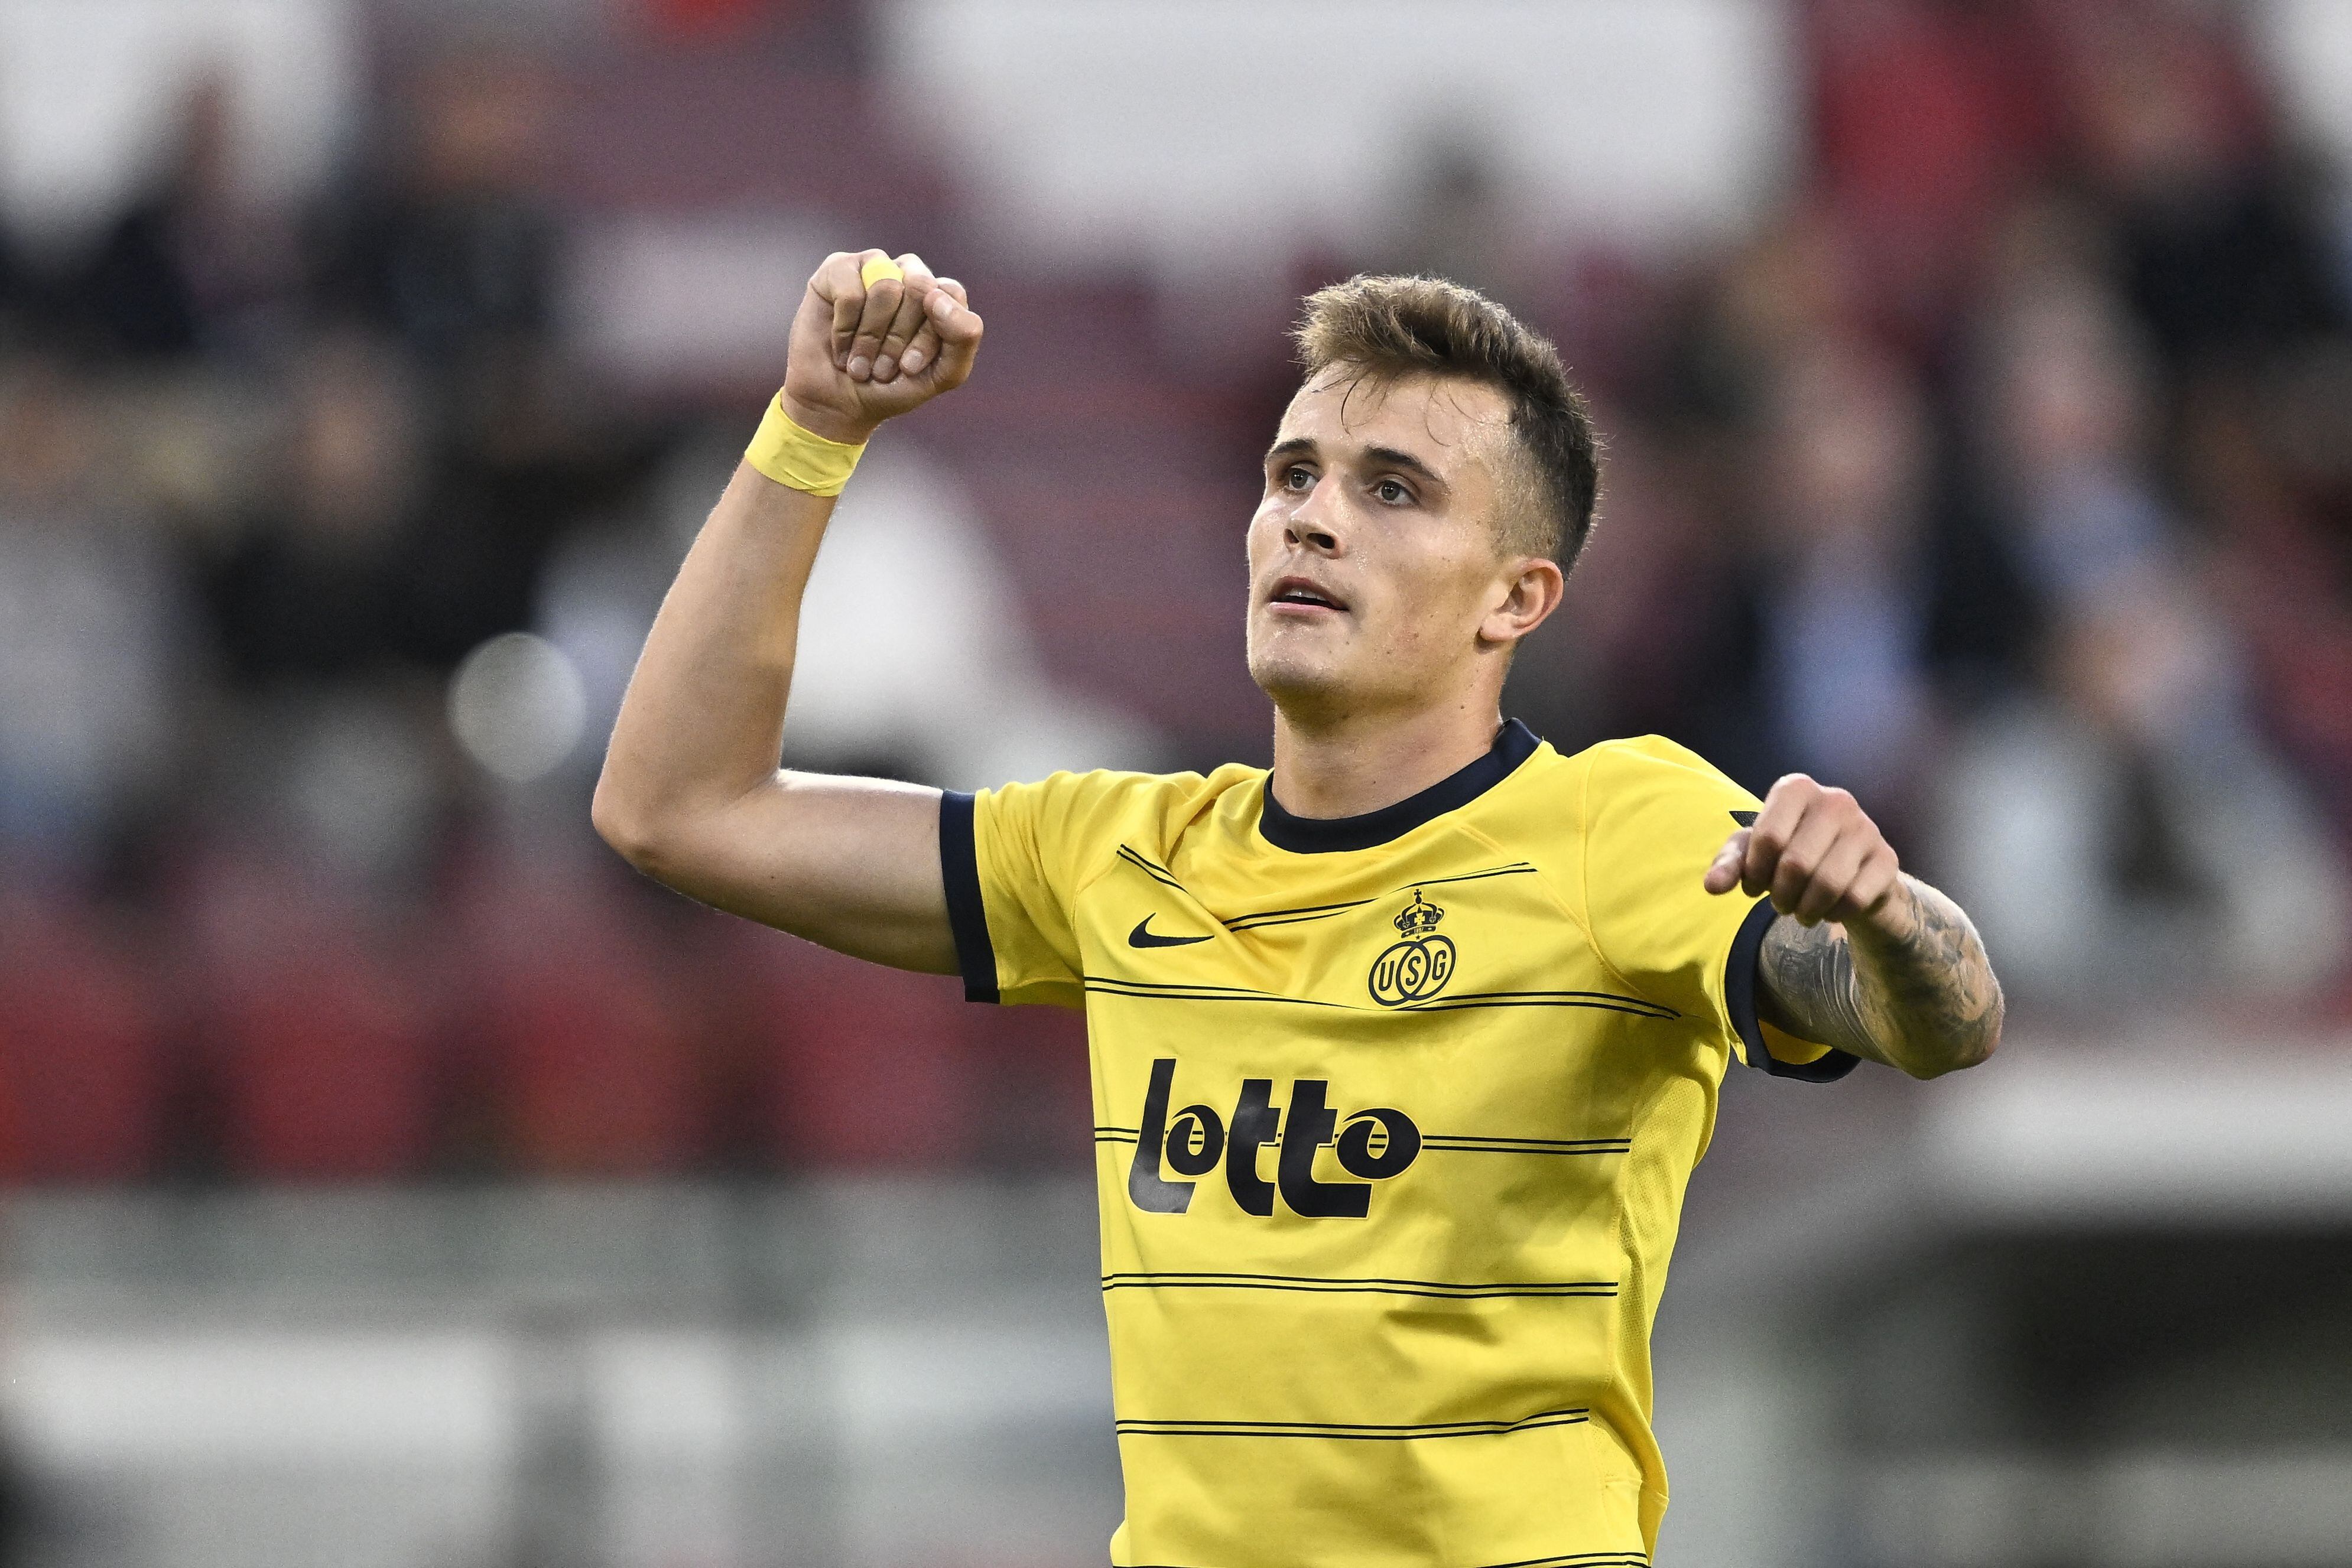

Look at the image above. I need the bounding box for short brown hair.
[1292,275,1600,568]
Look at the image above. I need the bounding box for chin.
[1246,645,1343,707]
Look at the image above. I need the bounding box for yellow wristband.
[860,255,905,288]
[745,393,866,496]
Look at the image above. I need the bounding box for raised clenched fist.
[781,249,984,445]
[1702,773,1914,937]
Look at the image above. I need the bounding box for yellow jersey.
[938,720,1854,1567]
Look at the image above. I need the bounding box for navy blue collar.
[1259,718,1541,854]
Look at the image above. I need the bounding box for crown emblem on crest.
[1392,890,1445,937]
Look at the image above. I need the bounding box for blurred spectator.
[1933,269,2347,1008]
[1765,341,1938,812]
[0,213,30,347]
[401,336,660,670]
[204,331,421,686]
[300,46,636,670]
[2061,2,2348,372]
[1648,199,2038,814]
[1712,337,1944,834]
[2193,343,2352,848]
[57,73,301,362]
[1503,412,1726,753]
[310,48,562,367]
[0,359,193,874]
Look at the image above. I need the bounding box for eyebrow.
[1263,437,1451,493]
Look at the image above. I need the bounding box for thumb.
[1702,829,1749,895]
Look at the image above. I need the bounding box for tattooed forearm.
[1755,876,2004,1079]
[1755,916,1876,1058]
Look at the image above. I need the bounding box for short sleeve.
[940,769,1159,1009]
[1580,739,1858,1082]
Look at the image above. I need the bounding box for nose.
[1284,480,1343,556]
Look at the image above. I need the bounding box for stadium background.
[0,0,2349,1563]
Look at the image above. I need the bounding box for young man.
[594,250,2003,1566]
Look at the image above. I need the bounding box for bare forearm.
[593,463,832,845]
[591,249,982,971]
[1756,876,2004,1079]
[590,453,959,972]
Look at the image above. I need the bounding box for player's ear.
[1479,555,1564,649]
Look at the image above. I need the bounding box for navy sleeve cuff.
[1725,896,1860,1084]
[938,790,999,1004]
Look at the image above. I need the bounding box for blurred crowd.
[0,0,2347,1185]
[1480,0,2352,1022]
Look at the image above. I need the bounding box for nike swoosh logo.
[1129,916,1212,948]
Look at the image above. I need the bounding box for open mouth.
[1268,576,1348,613]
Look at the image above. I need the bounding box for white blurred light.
[448,632,587,784]
[878,0,1795,266]
[0,0,357,238]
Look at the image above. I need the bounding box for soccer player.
[593,250,2004,1566]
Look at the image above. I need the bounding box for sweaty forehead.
[1278,369,1513,472]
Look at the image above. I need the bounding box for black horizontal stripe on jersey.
[1385,861,1539,894]
[1094,1125,1140,1146]
[1223,896,1376,932]
[1083,977,1665,1017]
[1219,862,1542,933]
[1216,866,1542,935]
[1116,1407,1589,1441]
[1117,845,1188,893]
[1101,1271,1617,1299]
[1422,1133,1633,1156]
[1083,977,1353,1009]
[1389,988,1678,1020]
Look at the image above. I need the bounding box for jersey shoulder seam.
[1065,764,1256,906]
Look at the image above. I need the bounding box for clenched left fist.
[1703,774,1913,937]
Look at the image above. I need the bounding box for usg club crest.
[1368,889,1456,1006]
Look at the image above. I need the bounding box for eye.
[1373,477,1412,505]
[1281,465,1314,492]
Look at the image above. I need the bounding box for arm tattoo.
[1755,877,2004,1078]
[1755,916,1876,1059]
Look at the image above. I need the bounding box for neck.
[1268,698,1505,820]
